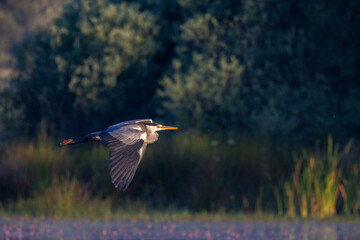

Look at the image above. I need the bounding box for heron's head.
[145,122,178,133]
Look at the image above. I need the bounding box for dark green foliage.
[160,54,245,130]
[3,0,161,135]
[161,0,360,143]
[1,0,360,141]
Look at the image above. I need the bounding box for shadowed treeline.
[0,0,359,143]
[0,0,359,218]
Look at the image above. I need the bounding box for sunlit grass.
[0,133,359,219]
[282,137,353,217]
[2,177,113,218]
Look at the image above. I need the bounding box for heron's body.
[61,119,177,191]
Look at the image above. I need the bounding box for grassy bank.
[0,134,359,219]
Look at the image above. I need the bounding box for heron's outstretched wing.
[100,124,148,191]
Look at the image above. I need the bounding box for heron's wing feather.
[100,125,148,191]
[106,119,152,132]
[138,143,147,161]
[106,124,147,145]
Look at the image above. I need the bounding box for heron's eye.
[157,124,162,128]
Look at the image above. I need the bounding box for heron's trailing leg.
[60,139,75,146]
[60,132,102,146]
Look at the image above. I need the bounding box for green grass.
[283,137,352,217]
[2,177,113,218]
[0,133,359,219]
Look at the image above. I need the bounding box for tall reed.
[283,136,352,217]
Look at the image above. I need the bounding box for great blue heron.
[60,119,178,191]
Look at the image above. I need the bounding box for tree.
[159,0,360,143]
[160,54,245,130]
[1,0,359,144]
[5,0,161,135]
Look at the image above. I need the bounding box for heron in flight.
[60,119,178,191]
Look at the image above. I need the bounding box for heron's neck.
[145,131,159,144]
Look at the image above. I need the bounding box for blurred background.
[0,0,359,218]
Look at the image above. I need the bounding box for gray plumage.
[60,119,178,191]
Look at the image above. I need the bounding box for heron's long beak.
[159,125,178,130]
